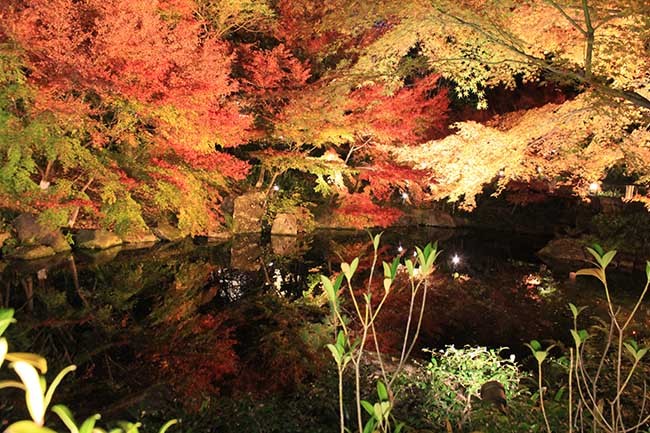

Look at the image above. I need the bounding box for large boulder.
[232,192,266,234]
[75,229,123,250]
[538,238,590,268]
[8,245,57,260]
[13,213,71,252]
[271,213,298,235]
[153,222,184,242]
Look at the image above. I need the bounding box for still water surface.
[1,228,645,421]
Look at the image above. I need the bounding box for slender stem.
[569,348,574,433]
[538,361,553,433]
[338,366,345,433]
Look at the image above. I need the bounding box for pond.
[1,228,647,431]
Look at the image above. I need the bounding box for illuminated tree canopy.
[0,0,648,233]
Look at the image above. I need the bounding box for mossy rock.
[153,222,184,242]
[233,192,265,234]
[120,230,159,244]
[13,213,71,252]
[271,213,298,235]
[75,229,123,249]
[8,245,56,260]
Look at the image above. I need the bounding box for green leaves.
[575,267,606,285]
[623,340,648,363]
[321,273,344,315]
[377,380,388,401]
[525,340,555,365]
[585,245,616,269]
[341,257,359,284]
[326,331,352,369]
[0,308,16,337]
[570,329,589,348]
[575,245,617,285]
[415,242,441,277]
[4,421,57,433]
[568,303,586,320]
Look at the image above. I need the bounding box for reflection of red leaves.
[148,313,238,411]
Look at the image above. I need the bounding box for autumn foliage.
[0,0,649,233]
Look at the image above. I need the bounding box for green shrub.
[416,345,526,430]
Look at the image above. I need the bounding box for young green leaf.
[362,418,377,433]
[4,421,57,433]
[43,365,77,411]
[4,353,47,374]
[372,232,383,251]
[575,268,606,285]
[383,261,391,278]
[360,400,375,416]
[568,303,587,319]
[377,380,388,401]
[326,344,342,364]
[0,337,7,368]
[79,414,101,433]
[52,405,78,433]
[0,308,16,336]
[599,250,616,269]
[405,259,415,278]
[157,420,178,433]
[383,278,392,293]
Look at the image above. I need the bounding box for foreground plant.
[0,308,177,433]
[529,246,650,433]
[321,233,440,433]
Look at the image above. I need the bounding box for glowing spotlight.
[589,182,600,194]
[451,254,461,266]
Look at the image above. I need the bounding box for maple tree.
[0,0,649,233]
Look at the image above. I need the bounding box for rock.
[407,208,457,227]
[230,234,261,271]
[271,235,298,256]
[120,230,159,244]
[8,245,56,260]
[48,235,72,253]
[204,229,231,241]
[79,246,121,265]
[13,213,71,252]
[232,192,266,234]
[271,213,298,235]
[480,380,508,414]
[153,222,184,242]
[75,229,123,250]
[538,238,589,268]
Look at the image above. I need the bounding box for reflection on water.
[1,228,646,419]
